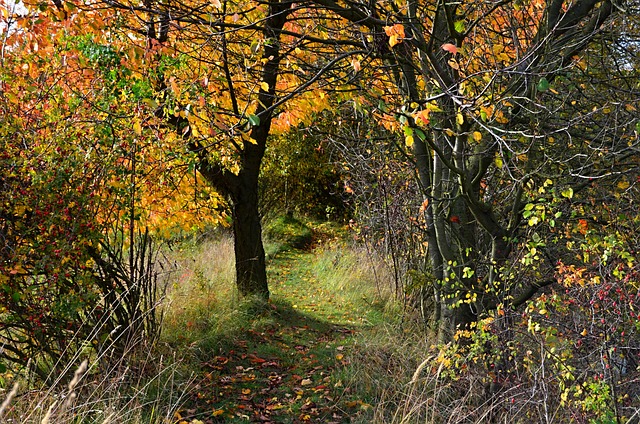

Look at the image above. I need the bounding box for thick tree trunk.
[232,173,269,299]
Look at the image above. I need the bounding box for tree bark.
[232,171,269,299]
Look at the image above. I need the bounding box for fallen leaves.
[175,247,363,423]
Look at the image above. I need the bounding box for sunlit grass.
[0,216,441,423]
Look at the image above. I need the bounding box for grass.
[154,216,430,423]
[0,216,440,423]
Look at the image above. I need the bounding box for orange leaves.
[413,109,430,125]
[169,76,180,95]
[577,219,589,235]
[557,261,589,288]
[384,24,405,47]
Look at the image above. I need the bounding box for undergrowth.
[0,216,448,423]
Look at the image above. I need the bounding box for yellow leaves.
[133,118,142,136]
[260,81,269,92]
[472,131,482,142]
[425,102,443,113]
[222,12,241,23]
[384,24,405,47]
[402,125,424,148]
[491,44,511,62]
[405,135,414,147]
[494,152,503,169]
[435,348,452,368]
[617,179,630,190]
[12,204,28,218]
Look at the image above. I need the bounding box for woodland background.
[1,0,640,422]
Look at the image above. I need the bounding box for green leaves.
[248,114,261,126]
[537,77,550,92]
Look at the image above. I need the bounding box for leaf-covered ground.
[174,240,382,423]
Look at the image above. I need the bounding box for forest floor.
[165,218,410,424]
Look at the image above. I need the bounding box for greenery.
[2,0,640,422]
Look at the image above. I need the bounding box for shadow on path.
[181,248,362,424]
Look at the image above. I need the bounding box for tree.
[0,6,173,378]
[296,0,639,340]
[78,0,361,299]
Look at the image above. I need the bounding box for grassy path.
[178,244,377,424]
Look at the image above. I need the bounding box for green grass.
[0,216,436,423]
[263,214,314,255]
[156,216,432,423]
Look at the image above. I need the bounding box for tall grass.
[311,245,397,313]
[0,345,190,423]
[304,238,444,422]
[0,232,191,423]
[161,231,255,354]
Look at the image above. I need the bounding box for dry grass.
[160,232,248,350]
[0,337,190,423]
[0,234,194,424]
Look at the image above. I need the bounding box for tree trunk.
[232,172,269,299]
